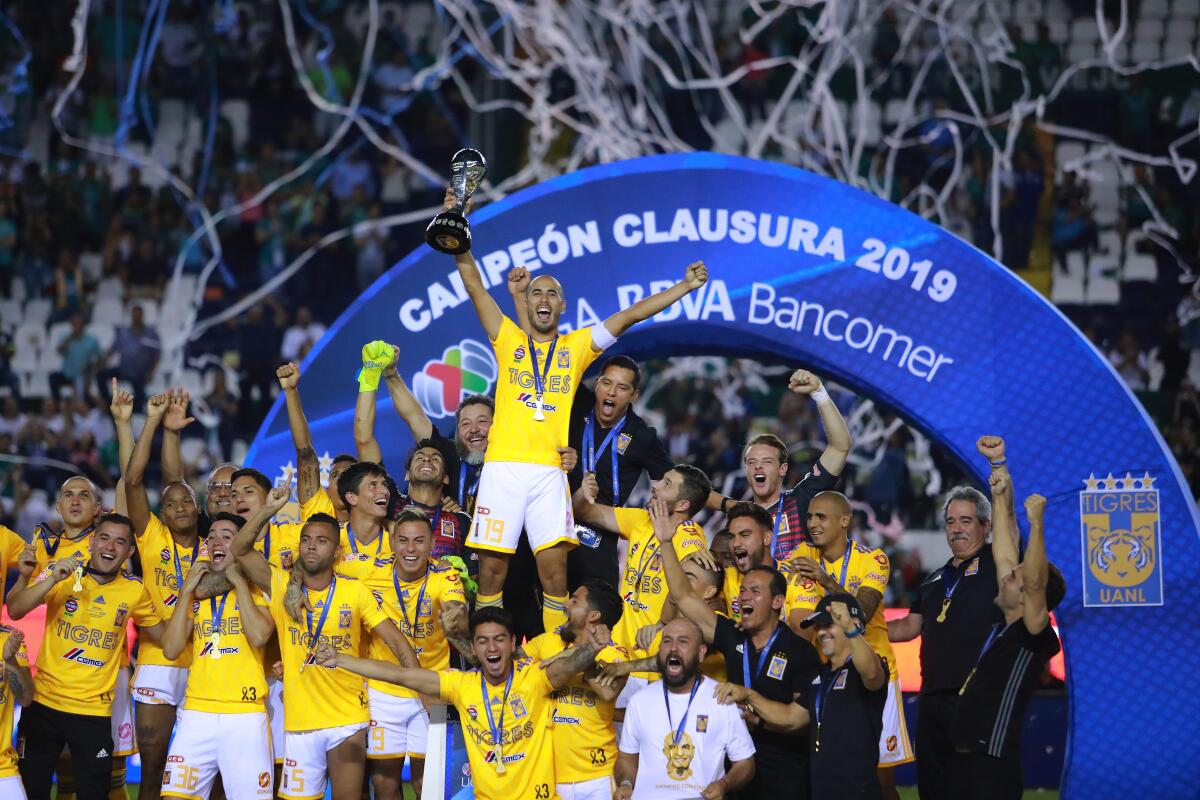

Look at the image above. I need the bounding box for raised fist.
[508,266,531,296]
[788,369,822,396]
[684,261,708,290]
[989,470,1011,498]
[277,362,301,391]
[1024,493,1046,522]
[976,436,1006,462]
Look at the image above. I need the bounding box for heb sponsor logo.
[62,647,103,668]
[136,687,157,698]
[412,340,498,419]
[1081,472,1163,607]
[515,393,557,413]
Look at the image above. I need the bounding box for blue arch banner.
[247,152,1196,796]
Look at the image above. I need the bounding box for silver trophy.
[425,148,488,254]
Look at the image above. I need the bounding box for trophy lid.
[451,148,487,169]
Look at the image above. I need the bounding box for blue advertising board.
[247,153,1199,796]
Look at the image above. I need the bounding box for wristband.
[844,624,863,639]
[811,386,832,406]
[989,458,1007,467]
[357,340,394,393]
[720,497,731,514]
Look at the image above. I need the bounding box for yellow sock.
[109,760,130,800]
[476,591,503,609]
[55,754,76,800]
[542,593,567,633]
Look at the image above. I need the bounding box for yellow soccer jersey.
[784,541,897,679]
[439,659,557,800]
[258,492,341,569]
[267,568,388,731]
[524,633,628,783]
[0,525,23,575]
[34,571,160,715]
[336,524,392,582]
[366,560,466,699]
[611,508,707,677]
[486,315,602,467]
[182,585,271,714]
[31,526,94,575]
[0,625,29,778]
[137,514,204,668]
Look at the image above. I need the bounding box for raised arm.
[653,499,718,642]
[788,369,852,476]
[379,347,435,443]
[714,682,810,732]
[439,600,477,666]
[109,378,135,515]
[445,189,504,340]
[124,392,170,537]
[506,266,533,334]
[163,559,207,660]
[276,363,321,505]
[978,435,1019,549]
[313,643,444,697]
[230,486,288,590]
[988,469,1019,579]
[601,261,708,340]
[161,388,195,485]
[1021,494,1051,635]
[571,472,619,532]
[353,344,391,465]
[833,601,885,690]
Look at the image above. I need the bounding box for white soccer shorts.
[366,688,428,759]
[468,462,577,554]
[878,676,915,766]
[267,678,285,763]
[558,775,613,800]
[113,665,137,756]
[160,709,273,800]
[132,664,189,707]
[0,775,27,799]
[279,722,368,800]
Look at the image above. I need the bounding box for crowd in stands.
[0,0,1198,608]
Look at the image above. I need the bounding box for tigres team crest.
[1080,472,1163,607]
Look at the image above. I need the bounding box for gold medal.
[533,394,546,422]
[72,565,84,592]
[936,597,951,622]
[209,632,222,660]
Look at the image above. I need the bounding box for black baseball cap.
[800,592,868,629]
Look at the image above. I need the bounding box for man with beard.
[718,503,780,622]
[653,501,820,800]
[614,617,755,800]
[20,472,138,797]
[572,465,711,708]
[715,595,887,800]
[725,370,851,561]
[159,513,275,800]
[887,437,1007,800]
[9,514,164,800]
[361,507,471,799]
[230,487,416,800]
[311,605,610,800]
[523,580,629,800]
[447,188,710,633]
[783,491,911,799]
[124,392,207,799]
[396,442,471,560]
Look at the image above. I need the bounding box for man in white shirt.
[280,307,327,362]
[615,617,755,800]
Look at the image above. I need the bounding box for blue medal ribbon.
[741,623,783,688]
[629,540,661,601]
[393,571,429,635]
[304,575,337,650]
[346,524,383,558]
[526,334,559,402]
[480,668,515,758]
[457,462,480,509]
[771,495,786,561]
[209,592,229,641]
[40,522,94,558]
[813,657,850,729]
[942,555,975,601]
[583,413,627,502]
[824,540,854,590]
[172,537,198,593]
[663,675,703,744]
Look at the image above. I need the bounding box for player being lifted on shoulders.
[445,186,710,633]
[717,369,852,562]
[230,487,418,800]
[159,514,276,800]
[783,490,912,799]
[312,604,609,800]
[360,507,472,799]
[522,580,630,800]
